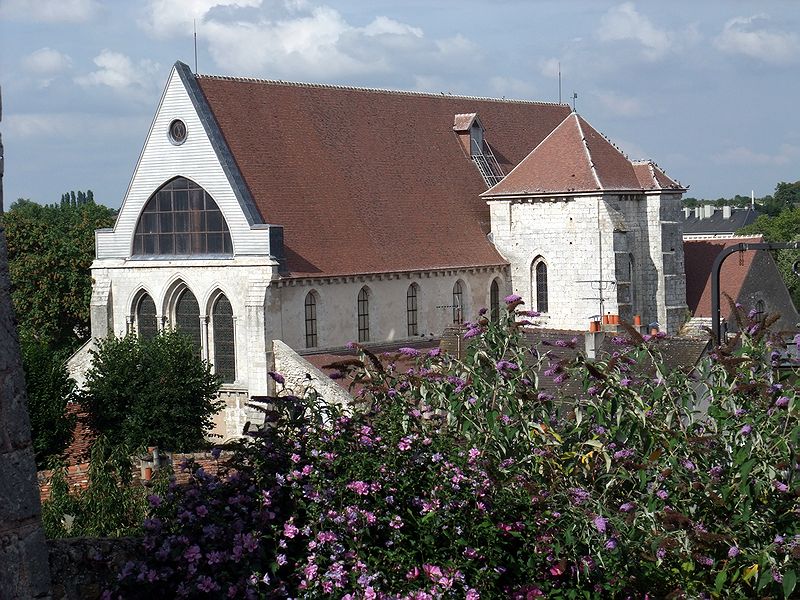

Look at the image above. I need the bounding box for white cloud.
[714,15,799,64]
[137,1,471,81]
[141,0,264,37]
[713,144,800,167]
[487,76,539,101]
[538,57,561,79]
[0,0,97,22]
[75,51,160,97]
[597,2,671,60]
[22,48,72,75]
[593,90,646,117]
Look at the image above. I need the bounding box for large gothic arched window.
[357,287,370,342]
[452,281,465,324]
[133,177,233,256]
[532,258,549,313]
[490,279,500,323]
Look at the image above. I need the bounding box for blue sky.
[1,0,799,208]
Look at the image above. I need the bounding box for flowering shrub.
[110,298,799,598]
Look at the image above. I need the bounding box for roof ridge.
[574,114,603,190]
[196,73,568,106]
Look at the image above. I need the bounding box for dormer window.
[454,113,504,187]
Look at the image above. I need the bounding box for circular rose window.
[168,119,187,145]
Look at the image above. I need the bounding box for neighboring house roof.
[684,236,763,319]
[482,113,684,198]
[195,74,572,277]
[682,206,760,236]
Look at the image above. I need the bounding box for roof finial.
[572,91,578,112]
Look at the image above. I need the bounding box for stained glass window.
[452,281,464,324]
[535,261,548,313]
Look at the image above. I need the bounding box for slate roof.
[683,236,763,318]
[196,75,571,277]
[682,207,760,236]
[482,113,684,198]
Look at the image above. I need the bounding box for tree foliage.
[81,331,223,452]
[20,334,77,467]
[2,193,116,352]
[683,180,800,217]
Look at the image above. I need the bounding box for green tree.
[2,194,116,352]
[80,331,223,452]
[20,334,77,467]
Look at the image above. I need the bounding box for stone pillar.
[0,85,53,599]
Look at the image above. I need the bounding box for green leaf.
[714,570,727,593]
[783,570,797,598]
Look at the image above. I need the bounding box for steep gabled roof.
[195,73,571,277]
[482,113,644,197]
[684,236,763,318]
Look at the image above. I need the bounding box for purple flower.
[268,371,285,384]
[283,522,299,538]
[346,481,370,495]
[184,545,201,563]
[398,347,420,357]
[463,327,481,339]
[569,488,590,505]
[697,555,714,567]
[773,569,783,583]
[210,447,221,459]
[728,546,740,558]
[775,396,790,408]
[619,502,635,512]
[656,489,668,500]
[613,449,634,461]
[604,538,618,550]
[196,576,218,593]
[495,360,519,372]
[427,347,441,357]
[592,515,607,533]
[478,307,488,315]
[773,480,789,493]
[739,424,752,436]
[504,294,523,304]
[656,547,666,560]
[146,494,161,508]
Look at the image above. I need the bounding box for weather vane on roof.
[572,92,578,112]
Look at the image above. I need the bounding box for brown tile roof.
[482,113,646,197]
[196,76,571,277]
[684,236,763,318]
[482,115,686,198]
[632,161,684,191]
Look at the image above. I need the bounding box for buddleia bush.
[109,297,799,599]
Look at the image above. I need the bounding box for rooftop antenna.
[558,61,562,104]
[572,91,578,112]
[193,19,198,74]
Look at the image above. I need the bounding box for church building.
[84,61,687,436]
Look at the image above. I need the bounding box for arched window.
[212,294,235,383]
[755,299,765,315]
[135,293,158,340]
[133,177,233,256]
[357,287,370,342]
[490,279,500,323]
[305,292,318,348]
[452,281,464,324]
[532,259,548,313]
[407,284,419,336]
[175,288,202,356]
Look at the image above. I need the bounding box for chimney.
[683,207,692,219]
[703,204,714,218]
[584,330,604,360]
[722,205,731,219]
